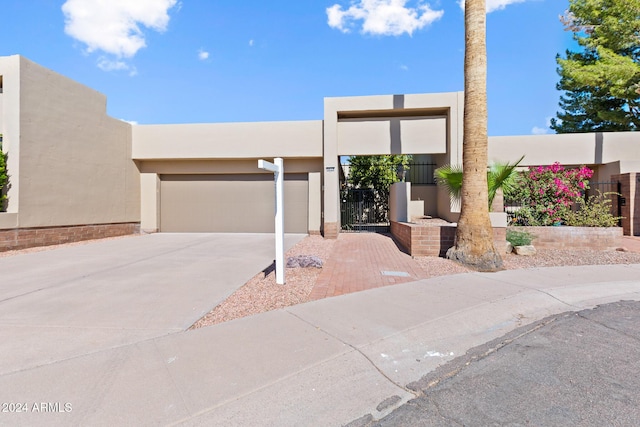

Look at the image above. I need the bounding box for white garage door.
[160,174,308,233]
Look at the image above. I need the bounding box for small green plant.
[564,191,622,227]
[506,229,534,247]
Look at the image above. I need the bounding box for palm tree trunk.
[446,0,503,271]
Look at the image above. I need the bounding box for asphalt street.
[348,300,640,427]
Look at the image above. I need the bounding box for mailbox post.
[257,158,285,284]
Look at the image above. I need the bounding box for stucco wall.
[13,56,139,228]
[132,120,323,160]
[411,185,438,217]
[137,158,322,175]
[488,132,640,167]
[337,116,447,155]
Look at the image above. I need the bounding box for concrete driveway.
[0,233,305,375]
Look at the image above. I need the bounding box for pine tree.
[553,0,640,133]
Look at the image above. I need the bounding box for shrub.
[506,229,534,246]
[506,162,593,226]
[564,191,622,227]
[0,141,7,212]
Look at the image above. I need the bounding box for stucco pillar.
[140,173,160,233]
[323,99,340,239]
[389,182,411,222]
[308,172,321,235]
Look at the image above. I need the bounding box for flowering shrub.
[564,191,622,227]
[506,162,593,226]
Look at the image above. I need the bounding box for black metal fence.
[406,163,437,185]
[340,189,390,233]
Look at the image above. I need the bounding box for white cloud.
[531,117,553,135]
[198,49,210,60]
[458,0,528,13]
[327,0,444,36]
[97,58,129,72]
[62,0,177,70]
[249,39,255,47]
[120,119,139,125]
[97,57,137,76]
[399,64,409,71]
[486,0,527,12]
[531,126,549,135]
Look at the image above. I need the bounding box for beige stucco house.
[0,55,638,250]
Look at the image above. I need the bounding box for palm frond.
[434,164,464,200]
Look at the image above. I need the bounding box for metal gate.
[587,181,622,225]
[340,189,390,233]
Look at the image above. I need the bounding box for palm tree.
[446,0,503,271]
[434,156,524,209]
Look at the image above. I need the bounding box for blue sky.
[0,0,574,136]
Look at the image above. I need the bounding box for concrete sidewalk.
[1,259,639,426]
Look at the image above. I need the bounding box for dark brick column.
[612,173,639,236]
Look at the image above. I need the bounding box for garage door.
[160,174,309,233]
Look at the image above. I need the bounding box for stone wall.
[0,223,140,252]
[391,221,506,257]
[513,226,623,250]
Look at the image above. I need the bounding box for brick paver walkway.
[309,233,429,300]
[622,236,640,253]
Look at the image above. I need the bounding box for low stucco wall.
[511,226,623,250]
[391,221,506,257]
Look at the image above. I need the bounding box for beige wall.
[137,158,322,175]
[488,132,640,167]
[132,120,323,160]
[1,55,140,228]
[337,116,447,155]
[140,173,160,232]
[411,185,438,217]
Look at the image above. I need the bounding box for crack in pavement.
[285,310,419,398]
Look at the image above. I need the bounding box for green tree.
[446,0,503,271]
[347,155,411,193]
[346,155,411,224]
[552,0,640,133]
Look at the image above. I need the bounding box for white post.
[258,158,285,284]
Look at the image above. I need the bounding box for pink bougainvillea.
[510,162,593,225]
